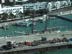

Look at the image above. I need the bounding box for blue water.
[35,48,72,54]
[0,14,72,37]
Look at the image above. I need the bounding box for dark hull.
[1,44,72,54]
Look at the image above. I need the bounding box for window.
[39,7,42,8]
[20,8,22,9]
[30,6,33,7]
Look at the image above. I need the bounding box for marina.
[0,14,72,54]
[0,0,72,54]
[0,14,72,37]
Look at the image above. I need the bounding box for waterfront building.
[23,2,46,11]
[0,5,23,15]
[0,0,71,14]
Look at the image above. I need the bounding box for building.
[47,0,71,11]
[0,0,71,14]
[23,2,46,11]
[23,0,71,11]
[0,5,23,15]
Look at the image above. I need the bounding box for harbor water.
[0,14,72,37]
[35,48,72,54]
[0,14,72,54]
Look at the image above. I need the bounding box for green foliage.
[1,13,8,20]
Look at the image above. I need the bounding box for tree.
[1,13,8,20]
[24,10,31,16]
[18,12,23,18]
[9,13,16,19]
